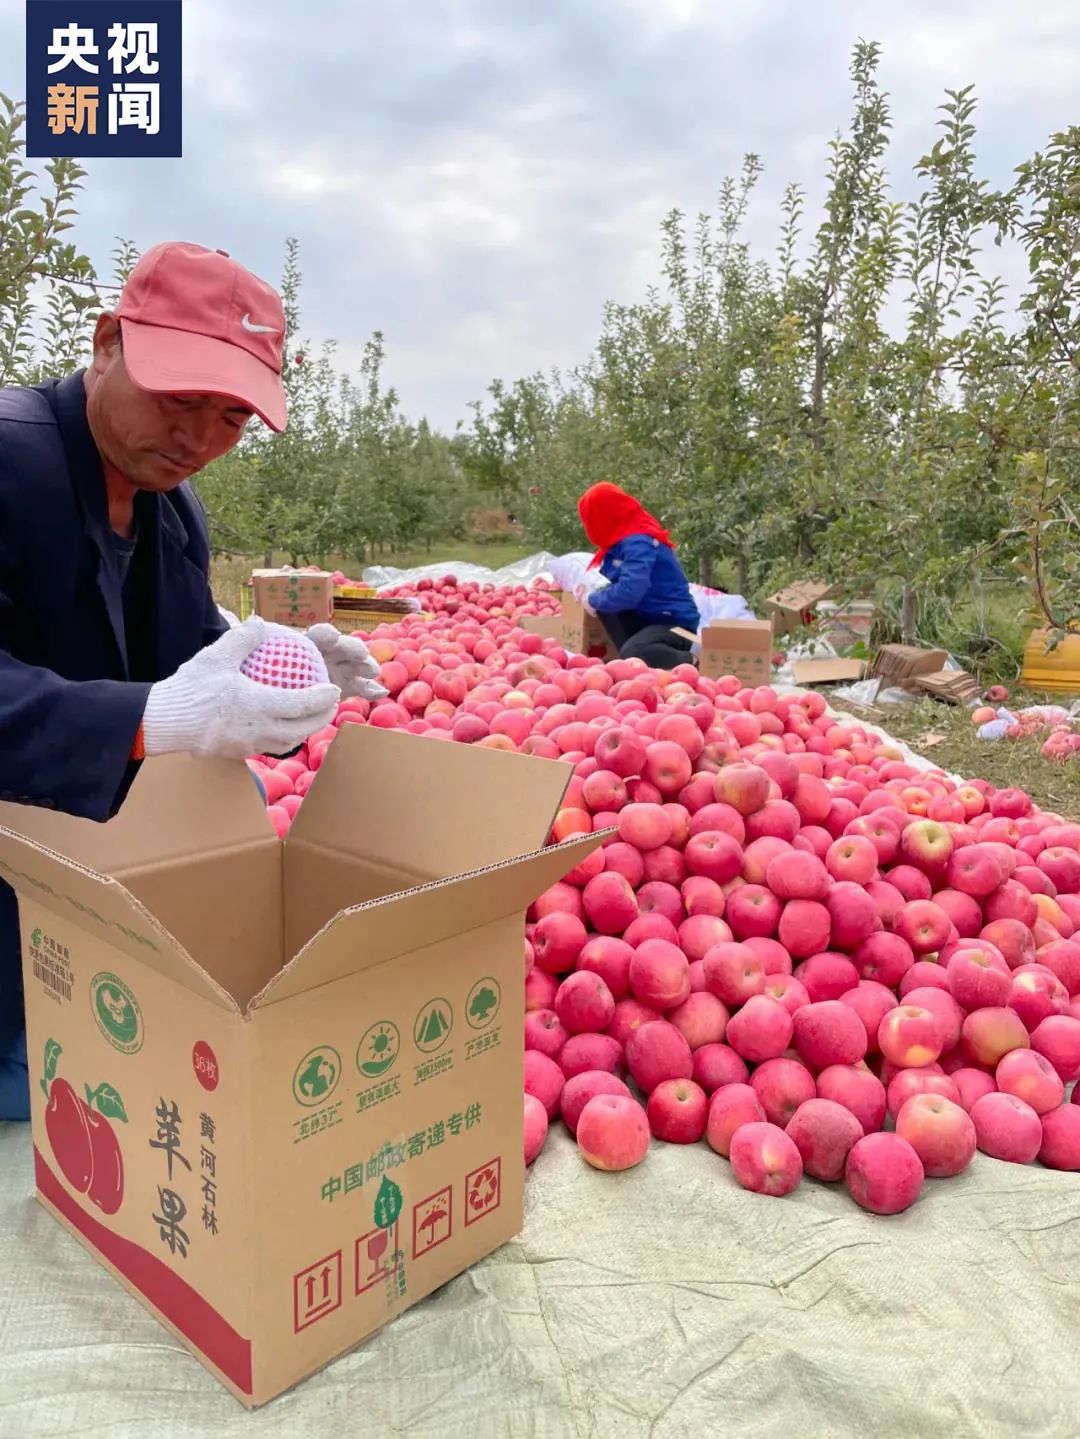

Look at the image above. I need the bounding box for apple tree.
[1000,126,1080,645]
[815,84,1005,641]
[0,92,113,385]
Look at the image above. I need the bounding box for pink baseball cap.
[115,241,287,431]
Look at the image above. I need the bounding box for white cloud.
[883,5,1079,95]
[0,0,1076,428]
[181,0,262,114]
[268,158,355,199]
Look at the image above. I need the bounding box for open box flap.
[767,581,834,611]
[289,723,572,879]
[248,833,599,1011]
[0,829,240,1011]
[0,753,272,878]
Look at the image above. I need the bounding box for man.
[0,241,384,1120]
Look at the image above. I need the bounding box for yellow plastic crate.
[1021,629,1080,695]
[332,607,411,634]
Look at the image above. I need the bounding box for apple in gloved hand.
[240,625,330,688]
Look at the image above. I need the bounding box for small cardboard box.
[0,728,595,1407]
[518,614,566,645]
[697,619,775,685]
[251,569,334,628]
[557,594,617,659]
[766,581,834,636]
[817,598,876,647]
[521,596,615,660]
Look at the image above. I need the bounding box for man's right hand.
[141,618,341,760]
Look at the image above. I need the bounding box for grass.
[835,692,1080,820]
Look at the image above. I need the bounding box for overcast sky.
[3,0,1077,429]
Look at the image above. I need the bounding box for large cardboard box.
[0,728,595,1407]
[251,569,334,628]
[697,620,775,685]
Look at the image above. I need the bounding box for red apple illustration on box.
[40,1040,126,1215]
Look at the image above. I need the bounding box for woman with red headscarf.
[575,482,700,670]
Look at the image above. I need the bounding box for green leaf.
[88,1082,129,1123]
[374,1175,403,1229]
[42,1038,61,1085]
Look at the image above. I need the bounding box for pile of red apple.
[273,567,561,623]
[246,613,1080,1212]
[379,573,561,621]
[523,742,1080,1213]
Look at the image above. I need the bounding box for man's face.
[85,314,252,491]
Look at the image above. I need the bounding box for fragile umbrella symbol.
[418,1203,448,1241]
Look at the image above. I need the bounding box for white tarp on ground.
[363,552,757,626]
[1,1119,1079,1437]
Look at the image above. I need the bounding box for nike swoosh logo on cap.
[241,313,278,334]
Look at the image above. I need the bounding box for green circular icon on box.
[357,1021,400,1079]
[413,999,453,1054]
[466,977,501,1030]
[90,972,143,1055]
[292,1046,341,1107]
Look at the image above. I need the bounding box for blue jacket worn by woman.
[588,534,700,632]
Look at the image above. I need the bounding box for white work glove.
[305,624,388,700]
[142,618,342,759]
[572,583,596,616]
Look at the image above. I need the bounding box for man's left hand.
[306,624,388,700]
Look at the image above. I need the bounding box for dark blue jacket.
[589,534,700,630]
[0,373,227,1056]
